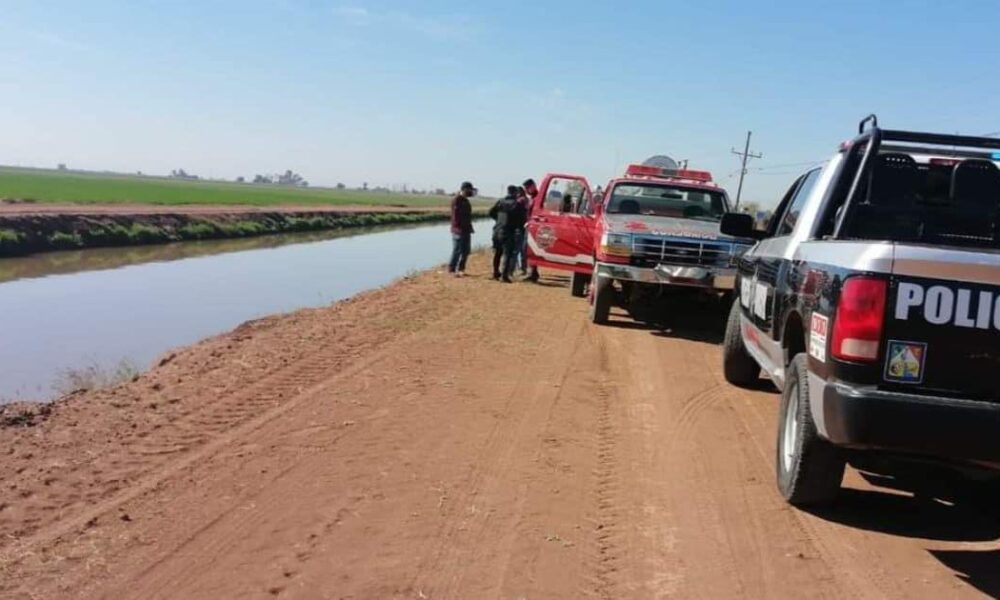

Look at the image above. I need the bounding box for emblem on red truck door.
[536,225,557,249]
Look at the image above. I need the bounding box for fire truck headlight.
[601,233,632,257]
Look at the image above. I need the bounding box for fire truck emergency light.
[624,164,713,183]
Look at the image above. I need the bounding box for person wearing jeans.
[512,187,529,275]
[522,178,541,281]
[448,181,476,276]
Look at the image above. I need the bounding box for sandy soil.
[0,204,449,216]
[1,254,997,599]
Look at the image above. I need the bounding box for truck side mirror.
[720,212,755,239]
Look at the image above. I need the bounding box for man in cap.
[448,181,476,276]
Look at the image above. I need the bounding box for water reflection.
[0,222,441,285]
[0,220,490,401]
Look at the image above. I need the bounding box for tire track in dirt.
[0,344,391,592]
[586,376,623,600]
[407,314,589,599]
[132,343,338,454]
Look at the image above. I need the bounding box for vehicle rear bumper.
[594,262,736,290]
[821,381,1000,463]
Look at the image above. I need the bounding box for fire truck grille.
[631,236,736,267]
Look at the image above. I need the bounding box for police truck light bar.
[625,164,713,183]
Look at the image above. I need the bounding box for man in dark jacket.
[489,185,528,283]
[448,181,476,276]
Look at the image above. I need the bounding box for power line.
[731,131,762,210]
[750,160,827,171]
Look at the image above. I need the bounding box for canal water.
[0,220,491,402]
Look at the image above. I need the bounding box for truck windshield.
[607,183,728,221]
[839,152,1000,249]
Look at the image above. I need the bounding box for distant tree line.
[250,170,309,187]
[165,167,448,195]
[170,168,199,180]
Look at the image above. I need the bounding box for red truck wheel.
[571,272,591,298]
[590,277,612,324]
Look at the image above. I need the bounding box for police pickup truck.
[721,115,1000,506]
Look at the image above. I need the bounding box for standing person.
[512,187,530,275]
[522,178,541,282]
[448,181,476,276]
[489,185,527,283]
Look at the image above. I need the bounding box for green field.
[0,167,453,207]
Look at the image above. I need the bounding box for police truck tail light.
[831,276,887,362]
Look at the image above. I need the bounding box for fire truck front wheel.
[590,276,612,325]
[571,272,591,298]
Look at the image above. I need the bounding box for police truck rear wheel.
[571,272,591,298]
[590,277,612,325]
[722,300,760,386]
[776,353,846,507]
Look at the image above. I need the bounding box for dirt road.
[1,254,997,599]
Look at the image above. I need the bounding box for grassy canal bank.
[0,209,460,257]
[0,167,494,256]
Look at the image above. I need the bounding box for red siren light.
[624,164,713,183]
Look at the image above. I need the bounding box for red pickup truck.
[526,164,754,324]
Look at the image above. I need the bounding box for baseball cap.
[461,181,476,191]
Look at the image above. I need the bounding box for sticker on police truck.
[884,340,927,384]
[809,313,828,363]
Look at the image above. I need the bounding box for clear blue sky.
[2,0,999,206]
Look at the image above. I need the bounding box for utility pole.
[731,131,762,211]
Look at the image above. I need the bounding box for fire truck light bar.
[624,164,713,182]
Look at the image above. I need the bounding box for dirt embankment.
[1,255,998,599]
[0,204,455,256]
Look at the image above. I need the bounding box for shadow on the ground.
[601,296,727,345]
[809,481,1000,597]
[808,487,1000,543]
[929,549,1000,599]
[530,275,571,289]
[728,377,780,394]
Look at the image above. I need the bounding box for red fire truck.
[525,164,754,324]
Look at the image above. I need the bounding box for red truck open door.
[526,173,596,275]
